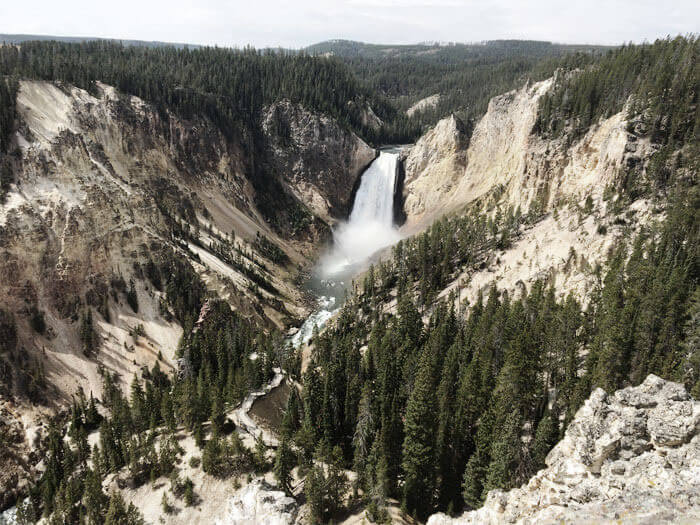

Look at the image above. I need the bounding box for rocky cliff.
[0,80,372,395]
[400,77,660,305]
[0,80,374,506]
[262,99,376,223]
[401,113,469,226]
[428,375,700,524]
[401,77,649,228]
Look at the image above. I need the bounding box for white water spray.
[321,150,401,277]
[288,149,403,348]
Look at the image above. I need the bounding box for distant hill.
[0,33,201,49]
[305,38,610,60]
[304,39,614,136]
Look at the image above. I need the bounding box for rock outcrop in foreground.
[215,481,299,525]
[429,375,700,524]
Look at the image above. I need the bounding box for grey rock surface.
[428,375,700,524]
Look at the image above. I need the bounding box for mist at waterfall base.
[288,150,402,348]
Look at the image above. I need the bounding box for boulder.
[215,480,299,525]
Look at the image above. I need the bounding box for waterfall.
[320,150,401,277]
[348,151,398,227]
[290,149,402,348]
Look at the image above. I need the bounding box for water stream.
[289,147,402,347]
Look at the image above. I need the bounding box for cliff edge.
[428,375,700,524]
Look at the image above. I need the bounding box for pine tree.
[126,279,139,313]
[161,492,172,515]
[401,347,438,519]
[82,468,107,524]
[482,409,523,496]
[530,410,559,474]
[273,434,295,495]
[254,434,267,472]
[104,492,144,525]
[462,409,495,510]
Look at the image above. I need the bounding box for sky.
[1,0,698,48]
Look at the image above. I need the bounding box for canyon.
[0,38,696,524]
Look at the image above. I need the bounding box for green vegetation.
[0,75,17,201]
[16,249,293,523]
[3,35,699,524]
[0,308,45,403]
[254,231,289,266]
[291,183,697,520]
[308,39,608,136]
[0,75,17,153]
[535,36,699,147]
[0,41,384,141]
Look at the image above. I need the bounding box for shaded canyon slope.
[0,79,373,505]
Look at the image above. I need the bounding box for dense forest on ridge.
[307,39,610,134]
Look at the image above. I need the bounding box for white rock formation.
[401,113,469,224]
[428,375,700,524]
[215,480,299,525]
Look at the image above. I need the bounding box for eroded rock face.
[401,114,469,226]
[428,375,700,524]
[399,77,661,309]
[400,77,652,230]
[215,480,300,525]
[262,100,376,222]
[406,94,441,117]
[0,81,335,506]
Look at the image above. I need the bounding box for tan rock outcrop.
[401,114,469,228]
[428,375,700,525]
[262,100,376,222]
[401,77,650,229]
[406,94,441,117]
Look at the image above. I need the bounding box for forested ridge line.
[309,39,610,136]
[0,40,388,141]
[535,36,699,147]
[0,41,403,228]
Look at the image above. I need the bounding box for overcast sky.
[2,0,698,48]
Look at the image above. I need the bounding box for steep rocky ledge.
[428,375,700,524]
[262,99,376,223]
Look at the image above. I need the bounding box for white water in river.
[288,149,402,348]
